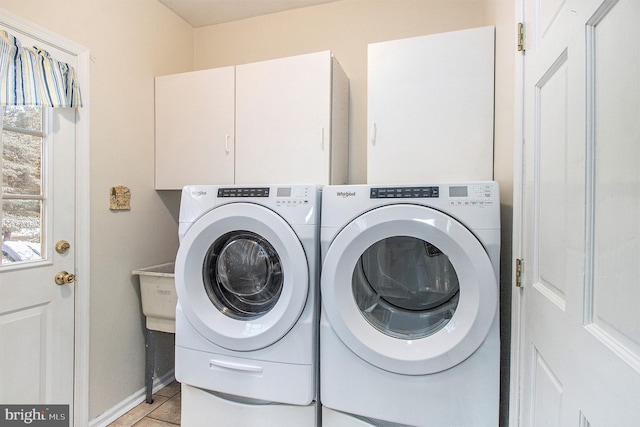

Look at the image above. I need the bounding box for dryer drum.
[202,231,283,320]
[352,235,460,340]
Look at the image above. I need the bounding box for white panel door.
[1,107,76,413]
[235,51,332,185]
[514,0,640,425]
[367,26,495,184]
[155,67,235,189]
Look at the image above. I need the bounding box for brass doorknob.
[55,240,71,254]
[55,271,76,285]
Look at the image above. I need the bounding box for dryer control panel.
[370,186,439,199]
[368,184,496,207]
[448,183,495,207]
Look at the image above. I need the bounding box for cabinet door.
[367,26,495,184]
[155,67,235,190]
[235,51,332,184]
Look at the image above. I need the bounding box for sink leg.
[145,328,155,404]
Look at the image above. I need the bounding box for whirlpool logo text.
[336,191,356,198]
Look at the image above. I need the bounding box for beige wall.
[483,2,515,424]
[0,0,516,423]
[0,0,193,421]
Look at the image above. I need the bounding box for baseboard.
[88,369,175,427]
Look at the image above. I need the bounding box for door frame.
[509,0,526,425]
[0,8,91,425]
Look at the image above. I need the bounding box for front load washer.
[320,182,500,427]
[175,185,320,426]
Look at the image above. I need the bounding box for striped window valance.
[0,30,82,108]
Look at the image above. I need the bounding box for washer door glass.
[204,231,283,320]
[175,202,309,352]
[353,236,459,340]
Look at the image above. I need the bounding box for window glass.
[2,106,42,132]
[1,106,46,266]
[2,132,42,195]
[352,236,460,339]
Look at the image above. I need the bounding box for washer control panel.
[218,187,270,198]
[275,186,311,207]
[216,186,312,207]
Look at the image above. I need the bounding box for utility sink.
[133,262,177,333]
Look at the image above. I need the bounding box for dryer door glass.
[203,231,283,320]
[352,236,459,339]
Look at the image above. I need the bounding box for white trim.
[0,8,91,426]
[0,8,86,57]
[509,0,526,426]
[88,370,176,427]
[74,48,91,427]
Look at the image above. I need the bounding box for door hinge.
[515,258,524,287]
[517,22,525,53]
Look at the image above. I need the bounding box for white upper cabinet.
[367,26,495,184]
[155,67,235,190]
[235,51,349,185]
[155,51,349,190]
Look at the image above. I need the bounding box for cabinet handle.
[370,122,377,146]
[225,134,231,154]
[321,127,325,150]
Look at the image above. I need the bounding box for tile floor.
[108,381,181,427]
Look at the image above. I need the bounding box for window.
[1,106,48,265]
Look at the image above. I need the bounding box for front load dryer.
[175,185,320,426]
[320,182,500,427]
